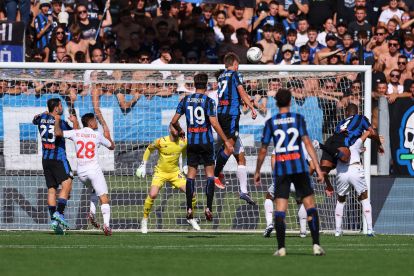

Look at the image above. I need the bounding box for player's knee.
[337,195,347,203]
[149,193,158,200]
[235,153,246,165]
[274,211,286,223]
[100,194,110,204]
[265,193,273,200]
[358,191,368,201]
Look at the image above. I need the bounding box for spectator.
[132,0,152,29]
[152,0,178,32]
[34,0,53,50]
[340,32,355,63]
[400,33,414,61]
[372,26,389,60]
[151,45,172,79]
[295,16,309,47]
[66,24,91,63]
[281,4,298,32]
[103,42,119,63]
[348,6,372,41]
[137,51,151,64]
[317,78,341,139]
[185,50,199,64]
[317,17,336,46]
[306,26,324,63]
[314,32,340,65]
[336,21,348,42]
[76,2,111,41]
[252,1,280,42]
[278,0,309,17]
[386,18,399,37]
[50,0,61,29]
[4,0,30,26]
[279,44,294,65]
[217,24,235,60]
[225,6,249,30]
[44,25,67,62]
[112,9,142,51]
[85,0,102,20]
[244,79,267,115]
[213,10,227,42]
[74,51,86,63]
[378,0,404,27]
[179,25,205,59]
[396,54,411,83]
[327,53,342,65]
[155,21,169,44]
[376,36,400,78]
[272,24,285,49]
[123,32,142,59]
[228,28,249,64]
[267,78,282,98]
[387,69,404,95]
[258,24,277,64]
[353,30,375,65]
[293,44,312,64]
[335,0,357,25]
[200,4,214,27]
[204,28,219,64]
[141,27,159,60]
[372,80,388,129]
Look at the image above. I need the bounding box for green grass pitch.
[0,232,412,276]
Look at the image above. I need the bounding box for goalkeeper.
[136,126,199,234]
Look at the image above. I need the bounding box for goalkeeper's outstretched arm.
[136,139,159,177]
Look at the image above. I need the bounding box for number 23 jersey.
[261,112,309,176]
[63,127,112,174]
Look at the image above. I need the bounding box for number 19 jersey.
[176,93,216,145]
[261,112,309,176]
[63,127,112,174]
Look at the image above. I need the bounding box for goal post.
[0,62,372,233]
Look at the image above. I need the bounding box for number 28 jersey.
[63,127,111,174]
[261,112,309,176]
[176,93,216,145]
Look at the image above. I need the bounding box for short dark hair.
[346,103,358,115]
[215,69,224,81]
[81,113,95,127]
[47,98,61,113]
[276,88,291,107]
[223,52,240,68]
[194,73,208,89]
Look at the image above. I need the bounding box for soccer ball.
[247,47,263,63]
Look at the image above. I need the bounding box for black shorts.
[218,114,239,140]
[187,144,215,168]
[42,159,73,189]
[274,172,313,200]
[321,133,347,164]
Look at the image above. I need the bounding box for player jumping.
[170,73,233,222]
[254,89,325,256]
[33,98,78,234]
[334,130,384,237]
[135,126,201,233]
[213,53,257,205]
[55,113,115,236]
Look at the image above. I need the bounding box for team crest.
[397,105,414,175]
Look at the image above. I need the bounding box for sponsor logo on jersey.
[397,105,414,175]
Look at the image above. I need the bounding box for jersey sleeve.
[143,138,161,161]
[207,98,216,117]
[61,120,73,131]
[298,115,309,137]
[63,130,75,140]
[98,132,112,148]
[362,115,371,130]
[234,72,244,87]
[176,98,185,115]
[32,114,41,125]
[261,119,273,145]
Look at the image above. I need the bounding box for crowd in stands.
[0,0,414,120]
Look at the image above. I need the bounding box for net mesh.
[0,66,365,232]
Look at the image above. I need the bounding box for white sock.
[360,199,373,231]
[101,204,111,228]
[90,193,99,215]
[237,165,248,194]
[335,201,345,232]
[298,204,307,233]
[264,199,273,226]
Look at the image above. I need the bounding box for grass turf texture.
[0,232,412,276]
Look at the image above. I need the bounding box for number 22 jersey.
[63,127,112,174]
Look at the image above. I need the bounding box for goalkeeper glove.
[136,161,147,178]
[182,165,188,176]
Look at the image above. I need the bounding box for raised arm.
[302,135,324,182]
[237,85,257,119]
[54,115,63,137]
[254,144,268,186]
[170,113,185,139]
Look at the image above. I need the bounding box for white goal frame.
[0,62,372,233]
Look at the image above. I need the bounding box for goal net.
[0,63,371,233]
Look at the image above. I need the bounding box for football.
[246,47,263,63]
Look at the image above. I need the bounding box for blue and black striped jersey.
[176,93,216,145]
[217,69,244,116]
[262,112,309,176]
[33,113,72,160]
[335,114,371,147]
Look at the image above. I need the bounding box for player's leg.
[273,176,290,256]
[52,160,73,228]
[186,166,197,219]
[43,160,63,234]
[263,192,274,237]
[90,170,111,235]
[335,171,351,236]
[234,149,256,205]
[88,189,100,229]
[297,202,307,238]
[204,144,216,221]
[358,191,374,236]
[295,173,325,256]
[175,172,200,230]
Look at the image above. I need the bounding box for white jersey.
[63,127,112,174]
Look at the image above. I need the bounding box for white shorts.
[335,164,367,197]
[214,133,244,155]
[78,169,108,197]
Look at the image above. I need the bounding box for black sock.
[307,208,320,245]
[214,150,230,177]
[57,198,67,215]
[48,205,56,221]
[274,211,286,249]
[205,177,215,210]
[186,178,195,212]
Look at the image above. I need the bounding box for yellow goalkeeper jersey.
[143,136,187,173]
